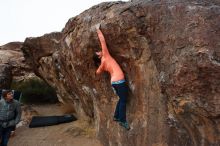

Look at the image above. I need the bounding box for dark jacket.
[0,98,21,128]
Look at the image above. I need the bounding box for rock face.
[0,42,34,89]
[0,64,12,89]
[22,0,220,146]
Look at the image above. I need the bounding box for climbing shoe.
[119,121,130,130]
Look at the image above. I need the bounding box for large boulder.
[0,64,12,89]
[0,42,34,89]
[22,0,220,146]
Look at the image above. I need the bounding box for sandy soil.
[8,104,102,146]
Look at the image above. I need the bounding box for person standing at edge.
[0,90,21,146]
[95,27,130,130]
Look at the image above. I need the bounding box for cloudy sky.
[0,0,128,45]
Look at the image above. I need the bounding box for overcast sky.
[0,0,128,45]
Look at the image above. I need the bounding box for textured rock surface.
[0,64,12,89]
[22,0,220,146]
[0,42,33,88]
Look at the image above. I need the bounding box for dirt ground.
[8,104,102,146]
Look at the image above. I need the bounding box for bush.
[11,78,58,104]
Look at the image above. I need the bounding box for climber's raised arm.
[97,29,110,57]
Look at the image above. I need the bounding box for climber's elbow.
[96,69,102,75]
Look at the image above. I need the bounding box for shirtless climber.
[94,27,130,130]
